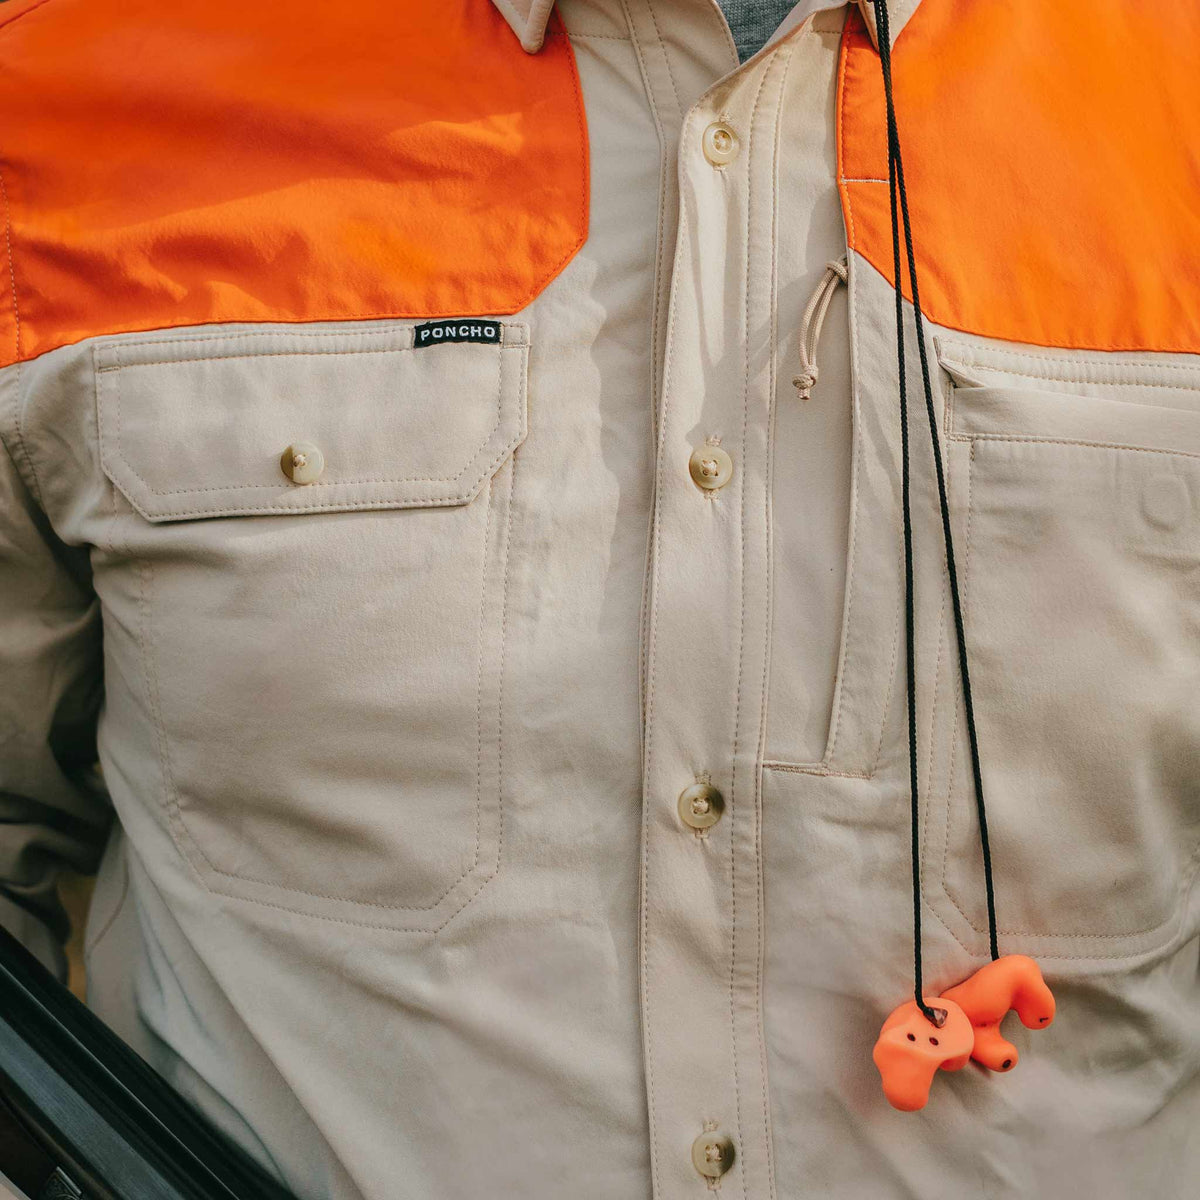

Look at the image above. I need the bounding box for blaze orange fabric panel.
[838,2,1200,354]
[0,0,588,367]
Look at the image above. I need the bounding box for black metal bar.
[0,925,295,1200]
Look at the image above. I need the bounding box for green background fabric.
[716,0,798,60]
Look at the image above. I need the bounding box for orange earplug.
[942,954,1055,1073]
[872,998,974,1112]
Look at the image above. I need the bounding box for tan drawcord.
[791,256,848,400]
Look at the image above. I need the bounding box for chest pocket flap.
[95,322,528,522]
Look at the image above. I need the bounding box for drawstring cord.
[793,257,848,399]
[871,0,999,1027]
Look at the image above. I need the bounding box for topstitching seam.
[726,56,775,1200]
[753,45,794,1200]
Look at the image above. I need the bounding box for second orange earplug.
[942,954,1055,1073]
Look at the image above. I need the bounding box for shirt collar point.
[856,0,923,50]
[491,0,555,54]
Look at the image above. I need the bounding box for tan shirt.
[1,1,1197,1197]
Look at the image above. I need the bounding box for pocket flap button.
[281,441,324,484]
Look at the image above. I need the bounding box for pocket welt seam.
[948,430,1200,460]
[92,321,528,354]
[935,337,1200,382]
[944,365,1200,391]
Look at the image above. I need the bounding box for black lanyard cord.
[871,0,1000,1026]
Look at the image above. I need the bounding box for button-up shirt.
[1,0,1197,1197]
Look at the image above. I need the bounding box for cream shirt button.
[689,444,734,492]
[691,1131,735,1179]
[702,120,739,167]
[678,782,724,830]
[280,441,324,484]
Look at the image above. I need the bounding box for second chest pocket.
[96,322,527,931]
[926,339,1200,960]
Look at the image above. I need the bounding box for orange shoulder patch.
[838,1,1200,353]
[0,0,587,366]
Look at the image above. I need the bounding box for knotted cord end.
[792,370,818,399]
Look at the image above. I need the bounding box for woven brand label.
[414,319,501,348]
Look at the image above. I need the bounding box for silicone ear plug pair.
[873,955,1056,1110]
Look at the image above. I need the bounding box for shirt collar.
[490,0,922,55]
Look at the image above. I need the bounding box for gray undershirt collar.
[715,0,801,61]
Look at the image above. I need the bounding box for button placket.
[640,48,792,1200]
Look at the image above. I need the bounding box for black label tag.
[413,319,502,349]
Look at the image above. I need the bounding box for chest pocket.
[95,322,527,931]
[925,338,1200,961]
